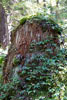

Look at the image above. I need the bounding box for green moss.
[20,15,34,25]
[0,54,6,67]
[20,17,27,25]
[20,14,63,34]
[12,56,20,66]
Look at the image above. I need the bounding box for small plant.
[0,54,6,67]
[12,56,21,66]
[0,38,67,100]
[0,76,20,100]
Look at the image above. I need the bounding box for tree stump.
[3,15,62,99]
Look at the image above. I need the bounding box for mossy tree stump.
[3,15,63,100]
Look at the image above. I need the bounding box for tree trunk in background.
[37,0,39,4]
[43,0,46,7]
[0,3,8,48]
[50,0,53,14]
[56,0,59,21]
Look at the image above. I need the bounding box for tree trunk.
[43,0,46,7]
[3,16,60,83]
[50,0,53,14]
[3,16,61,99]
[37,0,39,3]
[56,0,59,20]
[0,3,8,48]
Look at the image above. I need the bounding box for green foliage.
[0,54,6,84]
[0,76,20,100]
[0,39,66,100]
[17,40,66,100]
[0,0,66,99]
[20,17,27,25]
[12,56,21,66]
[0,54,6,67]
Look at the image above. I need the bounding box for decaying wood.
[3,20,60,83]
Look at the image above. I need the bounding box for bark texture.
[3,18,60,83]
[0,4,8,48]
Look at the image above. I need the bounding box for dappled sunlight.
[0,47,8,55]
[0,0,67,100]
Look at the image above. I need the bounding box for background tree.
[0,0,8,48]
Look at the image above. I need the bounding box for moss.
[20,17,27,25]
[20,15,34,25]
[12,56,21,66]
[12,14,63,37]
[19,14,63,34]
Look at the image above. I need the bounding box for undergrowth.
[0,37,67,100]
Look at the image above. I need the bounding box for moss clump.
[20,14,63,34]
[0,54,6,67]
[20,17,27,25]
[12,56,21,66]
[20,15,34,25]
